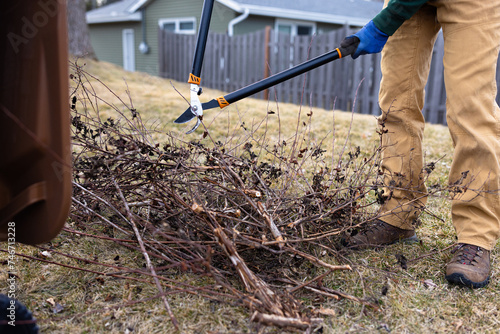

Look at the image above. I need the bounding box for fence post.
[158,28,164,77]
[263,26,272,100]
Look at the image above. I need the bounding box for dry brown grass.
[1,57,499,334]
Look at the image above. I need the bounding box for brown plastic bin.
[1,1,72,244]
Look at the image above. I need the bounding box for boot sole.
[445,273,490,289]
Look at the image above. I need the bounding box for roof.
[86,0,142,24]
[88,0,382,26]
[217,0,382,26]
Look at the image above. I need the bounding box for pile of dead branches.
[65,62,406,332]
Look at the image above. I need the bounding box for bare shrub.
[62,61,475,331]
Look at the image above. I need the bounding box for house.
[86,0,383,75]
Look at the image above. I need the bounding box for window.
[158,17,196,34]
[275,19,316,37]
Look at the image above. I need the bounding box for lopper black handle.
[174,40,360,125]
[215,41,360,107]
[188,0,215,85]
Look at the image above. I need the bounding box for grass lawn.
[1,57,499,334]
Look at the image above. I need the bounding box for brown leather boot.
[445,244,490,289]
[346,219,417,250]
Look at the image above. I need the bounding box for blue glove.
[341,20,388,59]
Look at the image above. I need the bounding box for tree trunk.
[67,0,97,59]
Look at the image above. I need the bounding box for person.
[340,0,500,289]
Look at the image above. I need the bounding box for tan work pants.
[378,0,500,250]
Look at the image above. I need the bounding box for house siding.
[316,22,344,34]
[89,22,142,68]
[138,0,235,75]
[232,15,343,36]
[233,15,274,35]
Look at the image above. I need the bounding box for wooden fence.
[159,27,500,126]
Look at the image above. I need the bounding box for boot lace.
[451,244,483,266]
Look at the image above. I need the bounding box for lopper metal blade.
[173,99,220,133]
[174,106,197,124]
[185,117,201,134]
